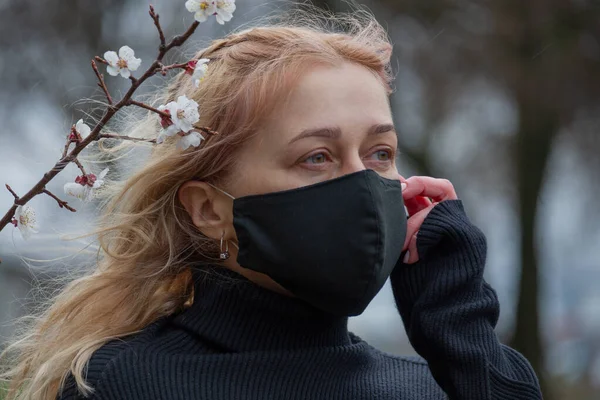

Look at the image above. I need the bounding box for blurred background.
[1,0,599,398]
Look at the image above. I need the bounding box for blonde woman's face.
[228,61,400,197]
[179,61,401,293]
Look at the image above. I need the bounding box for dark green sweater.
[59,200,542,399]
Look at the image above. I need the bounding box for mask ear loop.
[206,182,235,200]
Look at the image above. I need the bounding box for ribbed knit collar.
[172,265,352,352]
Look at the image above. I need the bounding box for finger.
[403,232,419,264]
[403,204,436,250]
[404,196,430,216]
[402,176,458,203]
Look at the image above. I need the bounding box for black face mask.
[217,169,407,317]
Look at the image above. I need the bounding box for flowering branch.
[0,4,207,239]
[127,100,170,118]
[150,5,166,50]
[157,62,189,76]
[72,158,87,177]
[42,189,77,212]
[91,60,113,105]
[98,134,157,144]
[5,184,18,200]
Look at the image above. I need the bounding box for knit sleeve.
[390,199,542,400]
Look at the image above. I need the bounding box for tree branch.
[0,5,202,236]
[42,189,77,212]
[127,100,170,118]
[91,60,113,105]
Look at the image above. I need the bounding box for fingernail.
[401,182,407,191]
[403,250,410,264]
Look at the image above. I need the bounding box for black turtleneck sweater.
[58,200,542,399]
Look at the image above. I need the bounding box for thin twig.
[42,189,77,212]
[62,127,75,158]
[149,5,166,50]
[91,60,113,105]
[72,158,87,176]
[0,5,202,235]
[94,56,108,66]
[5,185,19,200]
[158,62,188,76]
[128,100,170,118]
[193,126,219,136]
[98,134,157,143]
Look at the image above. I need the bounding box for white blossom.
[162,96,200,133]
[75,119,91,139]
[156,96,200,145]
[64,168,109,202]
[104,46,142,79]
[185,0,217,23]
[13,205,39,240]
[192,58,210,87]
[157,103,182,140]
[176,131,205,150]
[215,0,236,25]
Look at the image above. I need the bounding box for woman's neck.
[220,246,294,297]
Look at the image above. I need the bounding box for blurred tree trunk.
[504,4,562,398]
[512,81,557,397]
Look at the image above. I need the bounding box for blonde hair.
[0,3,394,399]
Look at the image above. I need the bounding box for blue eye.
[372,150,391,161]
[305,153,327,164]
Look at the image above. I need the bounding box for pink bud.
[185,60,198,75]
[160,109,174,129]
[87,174,97,186]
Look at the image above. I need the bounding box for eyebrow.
[288,123,396,144]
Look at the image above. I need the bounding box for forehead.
[260,62,392,137]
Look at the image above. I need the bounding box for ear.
[177,180,234,240]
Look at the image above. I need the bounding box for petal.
[119,68,131,79]
[194,11,208,22]
[166,101,180,115]
[118,46,136,60]
[98,167,109,180]
[76,120,91,137]
[104,51,119,65]
[176,136,192,151]
[127,57,142,71]
[106,65,120,76]
[18,225,31,240]
[176,95,190,108]
[188,132,203,147]
[185,0,199,12]
[178,121,193,133]
[166,125,180,136]
[84,188,95,202]
[64,183,86,200]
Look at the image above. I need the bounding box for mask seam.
[360,173,384,304]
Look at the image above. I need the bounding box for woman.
[1,7,542,400]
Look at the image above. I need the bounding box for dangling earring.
[220,231,230,260]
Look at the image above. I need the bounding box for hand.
[398,176,459,264]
